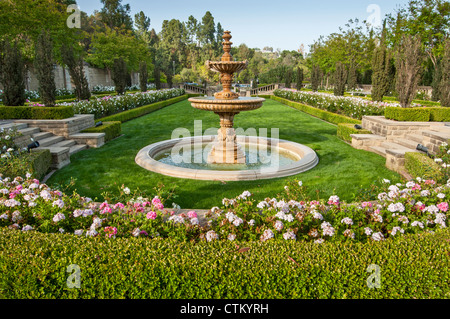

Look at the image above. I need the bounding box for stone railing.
[183,84,207,95]
[250,83,279,95]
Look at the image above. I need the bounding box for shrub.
[59,88,185,119]
[139,61,148,92]
[0,105,74,120]
[82,121,121,142]
[0,227,449,299]
[272,95,361,125]
[337,123,372,143]
[99,95,188,123]
[61,44,91,101]
[311,65,321,92]
[333,62,347,96]
[384,106,450,122]
[405,152,442,182]
[28,149,52,180]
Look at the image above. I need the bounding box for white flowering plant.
[58,88,185,119]
[431,142,450,183]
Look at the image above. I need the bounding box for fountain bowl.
[188,96,265,113]
[135,135,319,181]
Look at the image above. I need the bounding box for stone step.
[34,146,70,169]
[18,127,41,136]
[0,123,28,131]
[422,130,450,143]
[36,135,65,147]
[430,125,450,134]
[32,131,53,141]
[369,146,387,157]
[393,138,420,150]
[405,133,425,144]
[380,142,412,151]
[52,140,77,148]
[69,144,88,155]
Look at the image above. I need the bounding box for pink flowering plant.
[1,174,449,244]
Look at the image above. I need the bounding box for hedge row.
[337,123,372,143]
[385,107,450,122]
[0,228,449,299]
[404,152,443,182]
[82,121,122,143]
[0,105,74,120]
[272,96,361,125]
[1,149,51,180]
[99,95,188,123]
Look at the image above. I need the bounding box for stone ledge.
[69,133,105,148]
[32,147,70,169]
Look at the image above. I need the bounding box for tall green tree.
[61,44,91,101]
[111,57,127,95]
[0,40,26,106]
[100,0,133,30]
[311,65,321,92]
[296,67,304,90]
[440,39,450,107]
[395,34,425,107]
[139,61,148,92]
[134,11,151,43]
[372,23,393,101]
[34,31,56,107]
[333,62,347,96]
[199,11,216,46]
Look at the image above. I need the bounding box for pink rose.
[114,202,125,210]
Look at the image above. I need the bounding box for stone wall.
[0,63,139,91]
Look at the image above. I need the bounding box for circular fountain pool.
[135,136,319,181]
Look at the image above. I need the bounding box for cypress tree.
[347,63,357,91]
[139,61,148,92]
[296,67,303,91]
[0,40,26,106]
[111,57,127,95]
[34,31,56,107]
[440,39,450,107]
[333,62,347,96]
[285,68,292,88]
[395,34,424,108]
[311,65,321,92]
[61,44,91,101]
[154,65,161,90]
[372,23,392,102]
[431,59,442,102]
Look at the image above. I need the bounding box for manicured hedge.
[0,227,449,299]
[0,105,74,120]
[99,95,188,123]
[29,149,52,180]
[82,121,122,143]
[385,106,450,122]
[405,152,443,182]
[337,123,372,143]
[1,149,51,180]
[272,96,361,125]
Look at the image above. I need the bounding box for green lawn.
[47,99,402,209]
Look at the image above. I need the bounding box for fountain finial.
[221,31,233,62]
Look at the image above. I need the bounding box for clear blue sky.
[76,0,410,52]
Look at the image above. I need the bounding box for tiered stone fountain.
[189,31,264,164]
[136,31,319,181]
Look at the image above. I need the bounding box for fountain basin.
[135,136,319,181]
[189,96,265,113]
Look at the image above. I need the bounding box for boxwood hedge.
[0,228,449,299]
[405,152,443,182]
[385,106,450,122]
[0,105,74,120]
[82,121,122,143]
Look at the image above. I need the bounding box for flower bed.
[58,88,185,119]
[1,174,448,244]
[274,89,390,120]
